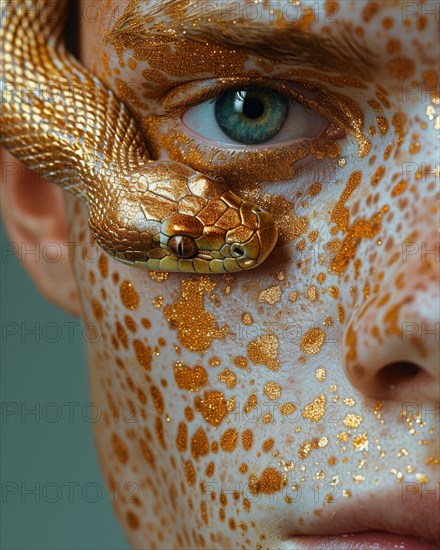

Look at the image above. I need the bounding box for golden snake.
[0,0,278,273]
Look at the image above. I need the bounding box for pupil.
[242,96,264,119]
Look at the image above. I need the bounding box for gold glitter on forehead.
[106,0,376,76]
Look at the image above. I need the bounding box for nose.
[342,238,439,402]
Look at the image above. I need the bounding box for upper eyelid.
[161,77,301,112]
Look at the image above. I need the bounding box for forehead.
[110,0,422,34]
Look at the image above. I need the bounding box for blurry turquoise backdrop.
[0,221,130,550]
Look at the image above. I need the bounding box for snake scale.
[0,0,278,273]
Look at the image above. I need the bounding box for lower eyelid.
[178,117,329,151]
[160,123,343,188]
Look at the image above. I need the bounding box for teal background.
[0,221,130,550]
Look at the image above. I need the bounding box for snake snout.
[230,243,246,258]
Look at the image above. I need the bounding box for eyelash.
[162,77,316,117]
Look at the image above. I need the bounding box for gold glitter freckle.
[353,475,366,484]
[152,296,163,309]
[199,391,229,426]
[242,313,253,326]
[239,463,248,473]
[343,397,356,407]
[184,407,194,422]
[248,334,279,371]
[133,340,152,371]
[148,270,168,282]
[343,489,352,498]
[263,438,275,452]
[288,291,298,302]
[183,460,196,486]
[176,422,187,452]
[317,272,326,284]
[352,433,369,451]
[302,394,326,423]
[262,413,272,423]
[126,511,139,530]
[386,57,416,81]
[234,356,248,369]
[218,368,237,389]
[91,299,103,321]
[191,427,209,459]
[328,286,339,299]
[316,367,326,382]
[376,116,389,136]
[98,254,108,278]
[241,429,253,451]
[243,394,257,414]
[120,280,139,310]
[258,285,282,304]
[323,316,333,327]
[343,414,364,428]
[416,473,430,484]
[300,328,325,355]
[174,361,208,392]
[338,304,345,324]
[249,468,286,495]
[307,286,318,301]
[209,356,221,367]
[112,433,128,464]
[164,277,228,352]
[264,381,282,400]
[280,402,297,416]
[277,271,285,281]
[308,182,322,196]
[220,428,238,452]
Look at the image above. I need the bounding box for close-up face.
[1,0,439,548]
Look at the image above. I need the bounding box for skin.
[1,0,439,548]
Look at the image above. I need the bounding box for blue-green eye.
[181,85,330,147]
[215,88,289,145]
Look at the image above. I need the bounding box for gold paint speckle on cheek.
[300,328,326,355]
[119,280,139,310]
[164,277,228,352]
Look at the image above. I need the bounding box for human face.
[70,1,439,547]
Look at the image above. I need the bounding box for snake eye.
[168,235,198,258]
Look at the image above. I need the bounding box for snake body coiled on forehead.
[0,0,278,273]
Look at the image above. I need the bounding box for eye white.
[181,93,330,146]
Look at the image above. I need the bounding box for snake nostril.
[230,243,246,258]
[168,235,198,258]
[252,207,264,214]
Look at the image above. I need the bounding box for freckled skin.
[67,1,440,548]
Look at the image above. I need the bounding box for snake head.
[152,173,278,273]
[90,163,278,273]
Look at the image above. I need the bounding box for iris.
[215,88,289,145]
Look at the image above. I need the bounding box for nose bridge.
[343,234,440,402]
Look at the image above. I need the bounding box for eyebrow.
[106,0,376,75]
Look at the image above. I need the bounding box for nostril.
[252,207,264,214]
[376,361,421,389]
[230,243,245,258]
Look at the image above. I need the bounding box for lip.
[279,488,440,546]
[283,531,440,549]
